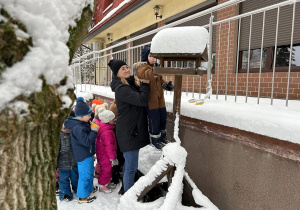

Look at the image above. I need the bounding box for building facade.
[81,0,300,100]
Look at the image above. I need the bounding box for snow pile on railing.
[118,114,219,210]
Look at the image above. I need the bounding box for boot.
[150,134,163,150]
[55,182,60,195]
[78,196,96,204]
[159,130,170,145]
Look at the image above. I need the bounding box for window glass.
[276,45,300,67]
[241,48,267,69]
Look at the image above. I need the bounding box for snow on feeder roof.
[150,26,209,57]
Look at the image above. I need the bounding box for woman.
[109,59,150,193]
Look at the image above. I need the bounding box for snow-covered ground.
[57,143,218,210]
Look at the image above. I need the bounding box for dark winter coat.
[57,126,77,169]
[134,62,165,110]
[110,74,150,152]
[64,117,97,162]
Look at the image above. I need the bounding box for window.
[239,44,300,73]
[238,0,300,72]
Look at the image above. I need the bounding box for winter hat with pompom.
[95,103,108,116]
[74,97,92,117]
[92,99,103,111]
[98,107,115,123]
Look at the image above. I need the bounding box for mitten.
[166,81,174,91]
[90,122,100,132]
[162,82,168,90]
[110,158,119,166]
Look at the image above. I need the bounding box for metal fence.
[70,0,300,107]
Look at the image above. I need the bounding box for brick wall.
[177,0,300,99]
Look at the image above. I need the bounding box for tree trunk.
[0,2,95,209]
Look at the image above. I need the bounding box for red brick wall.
[178,0,300,100]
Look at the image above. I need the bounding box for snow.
[75,84,300,145]
[151,27,209,54]
[0,0,94,111]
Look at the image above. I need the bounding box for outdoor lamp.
[106,33,112,41]
[153,5,162,20]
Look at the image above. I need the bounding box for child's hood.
[64,117,87,130]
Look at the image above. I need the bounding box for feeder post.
[206,15,214,95]
[171,75,182,142]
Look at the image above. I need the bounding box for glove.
[166,81,174,91]
[90,122,100,132]
[162,81,174,91]
[110,158,119,166]
[162,82,168,90]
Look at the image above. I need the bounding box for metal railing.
[71,0,300,107]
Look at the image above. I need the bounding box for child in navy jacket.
[64,97,99,204]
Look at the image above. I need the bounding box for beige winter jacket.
[134,62,165,110]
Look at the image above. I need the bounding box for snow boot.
[159,130,170,145]
[61,194,73,202]
[55,182,60,195]
[91,186,98,194]
[99,184,112,194]
[150,134,163,150]
[78,196,96,204]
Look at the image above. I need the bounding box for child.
[57,122,78,201]
[64,97,99,204]
[93,103,108,178]
[55,108,76,197]
[91,98,104,121]
[134,45,174,150]
[93,107,118,193]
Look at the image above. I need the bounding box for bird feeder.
[150,26,209,141]
[137,27,210,201]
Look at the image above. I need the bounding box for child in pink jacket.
[93,108,118,193]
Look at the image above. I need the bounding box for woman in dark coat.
[109,59,150,192]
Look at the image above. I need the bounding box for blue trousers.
[76,156,94,198]
[147,107,167,135]
[123,149,139,192]
[58,167,79,200]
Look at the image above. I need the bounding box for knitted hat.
[98,107,115,123]
[95,103,108,116]
[110,100,118,116]
[141,45,151,62]
[74,97,92,117]
[108,59,127,76]
[92,99,103,111]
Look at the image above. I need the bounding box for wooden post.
[137,165,174,201]
[171,75,182,142]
